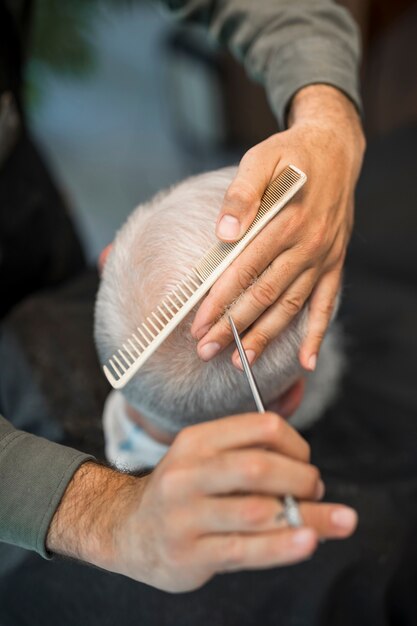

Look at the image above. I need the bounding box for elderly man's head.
[95,167,343,439]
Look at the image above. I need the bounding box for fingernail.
[193,323,211,340]
[331,507,357,530]
[216,215,241,240]
[292,528,315,546]
[307,354,317,371]
[198,342,221,361]
[315,479,325,500]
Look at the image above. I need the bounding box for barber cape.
[103,390,169,470]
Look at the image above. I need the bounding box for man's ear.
[98,244,113,274]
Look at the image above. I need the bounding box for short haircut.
[95,167,343,436]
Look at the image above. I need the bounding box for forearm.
[287,84,366,181]
[0,415,93,557]
[287,85,366,193]
[160,0,362,129]
[46,462,141,572]
[288,84,365,146]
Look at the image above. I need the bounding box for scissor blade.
[229,315,302,526]
[228,315,265,414]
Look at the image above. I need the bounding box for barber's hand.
[192,85,365,372]
[50,412,357,592]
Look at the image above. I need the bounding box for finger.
[299,502,357,538]
[196,496,357,539]
[196,260,309,361]
[215,144,281,242]
[173,412,310,463]
[198,527,318,573]
[192,206,302,339]
[193,246,304,348]
[229,269,317,368]
[194,449,321,499]
[299,268,342,371]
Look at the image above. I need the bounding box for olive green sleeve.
[0,415,94,558]
[160,0,362,128]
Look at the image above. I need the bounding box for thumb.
[215,146,278,242]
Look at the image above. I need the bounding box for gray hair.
[95,167,344,436]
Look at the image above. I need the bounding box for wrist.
[46,461,140,572]
[288,84,365,153]
[288,85,366,173]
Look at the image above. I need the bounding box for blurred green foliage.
[26,0,129,107]
[30,0,100,76]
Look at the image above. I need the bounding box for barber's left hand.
[191,85,365,371]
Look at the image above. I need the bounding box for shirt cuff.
[265,36,362,130]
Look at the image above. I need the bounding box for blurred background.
[23,0,417,261]
[26,0,264,261]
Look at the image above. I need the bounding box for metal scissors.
[228,315,302,528]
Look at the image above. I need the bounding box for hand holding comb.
[103,165,307,389]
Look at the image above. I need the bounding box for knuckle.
[236,263,259,291]
[225,184,257,211]
[241,145,257,163]
[225,187,254,207]
[212,453,233,480]
[174,426,195,451]
[327,245,345,269]
[312,328,326,345]
[275,259,293,280]
[280,292,304,317]
[241,454,267,484]
[159,465,187,498]
[284,211,303,238]
[252,327,271,351]
[305,224,329,257]
[241,498,272,527]
[251,277,278,309]
[304,465,320,495]
[206,280,223,300]
[213,314,236,344]
[318,299,335,320]
[261,412,284,440]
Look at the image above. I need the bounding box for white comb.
[103,164,307,389]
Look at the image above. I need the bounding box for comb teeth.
[194,167,300,281]
[103,165,306,389]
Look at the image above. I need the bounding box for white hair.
[95,167,344,436]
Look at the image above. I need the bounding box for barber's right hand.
[106,412,357,592]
